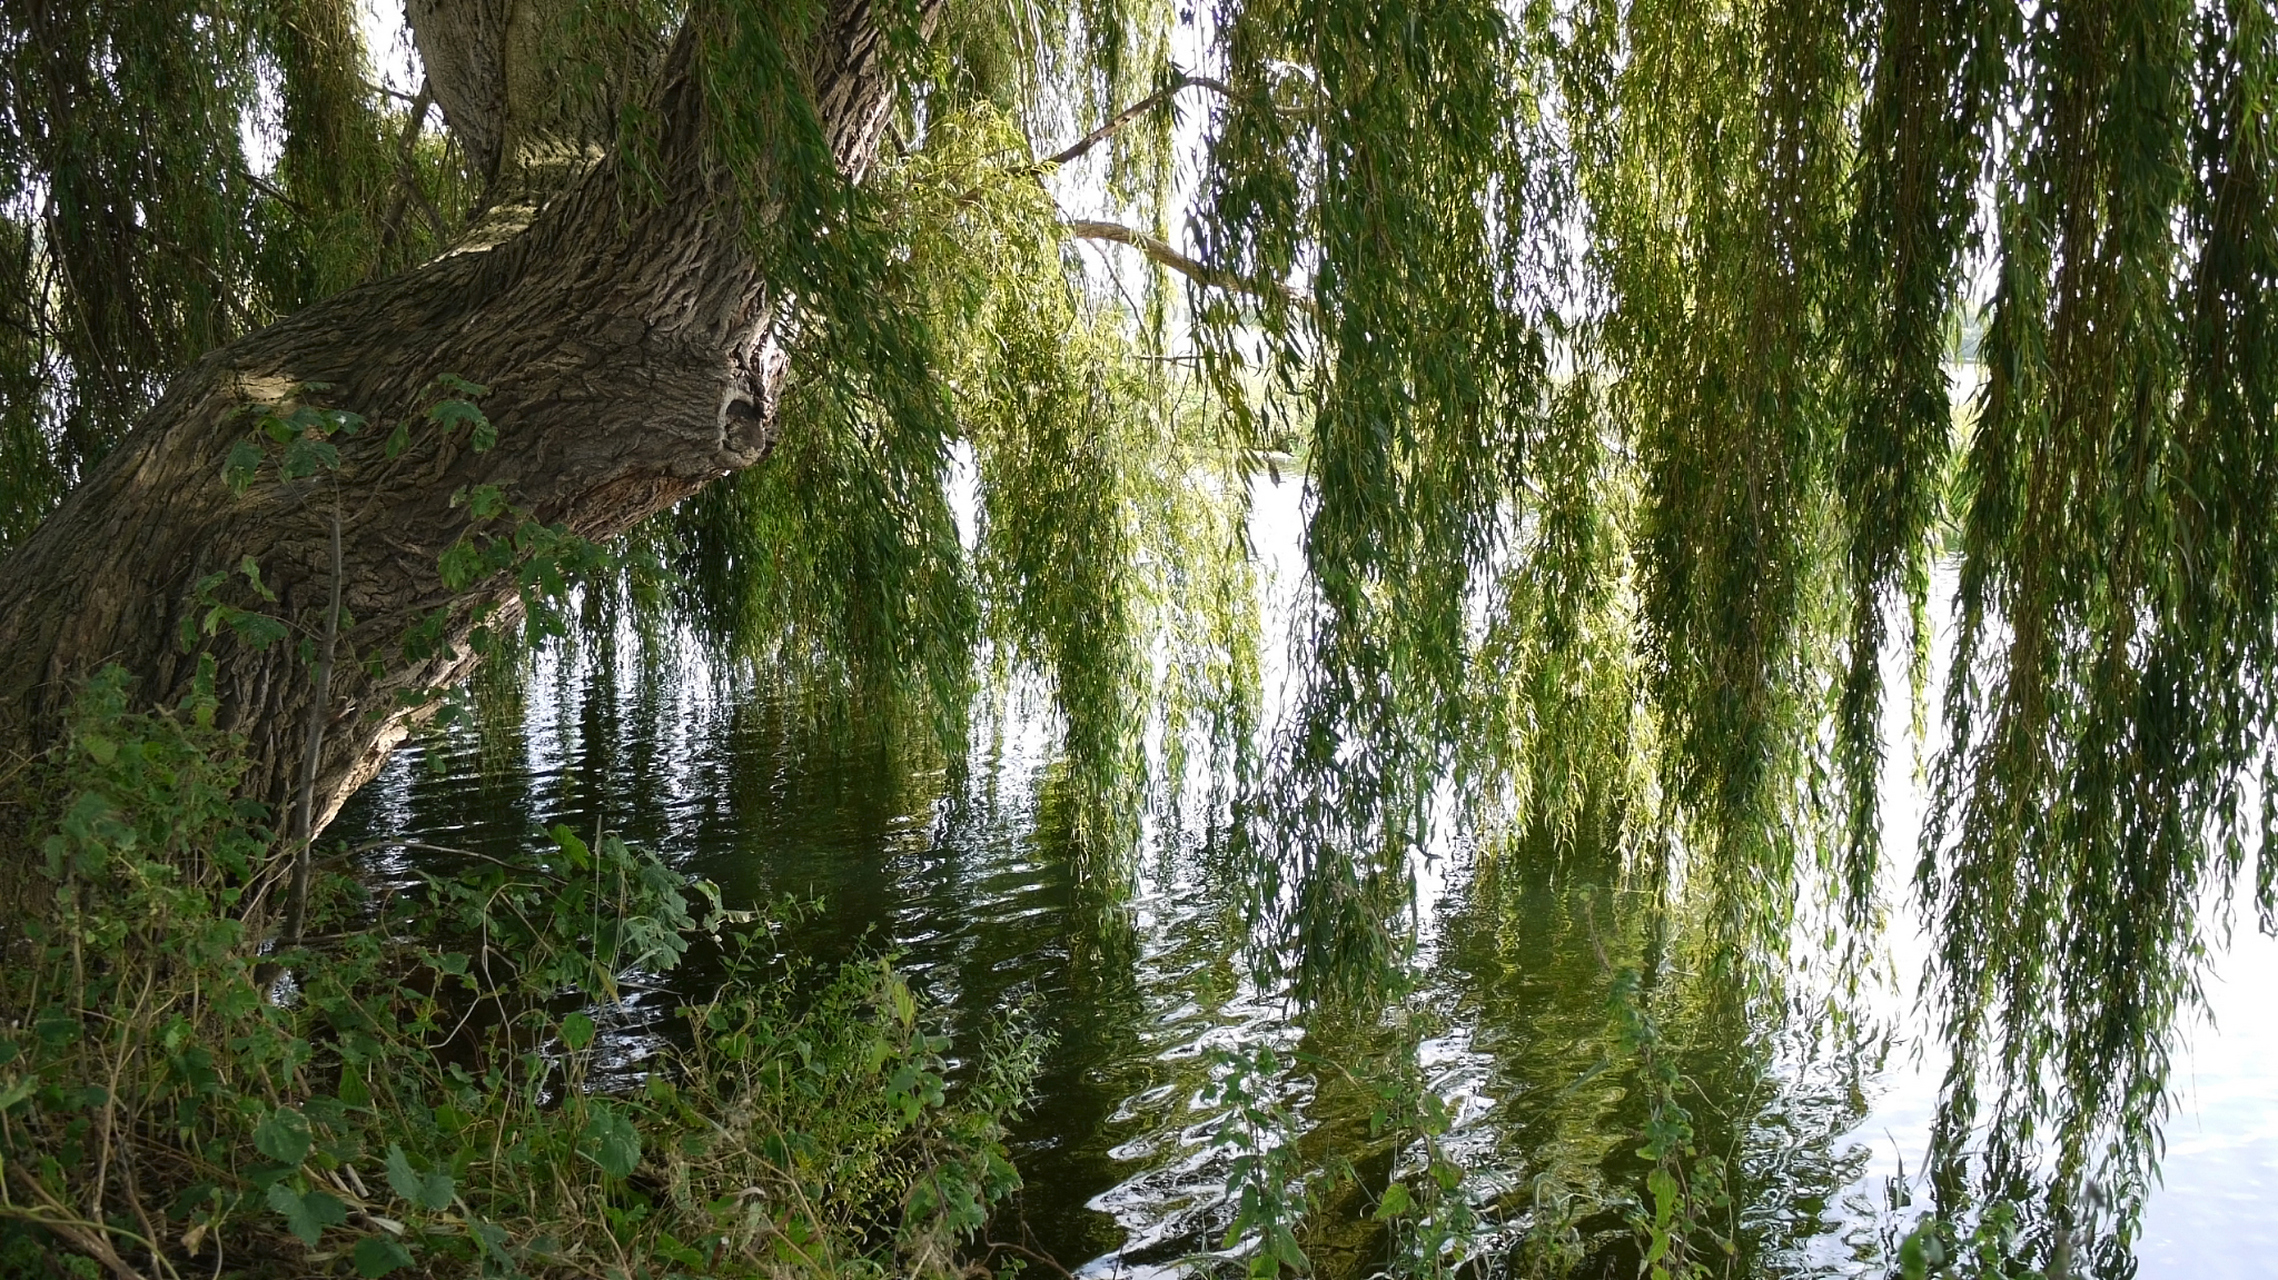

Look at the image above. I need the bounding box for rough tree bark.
[0,1,922,838]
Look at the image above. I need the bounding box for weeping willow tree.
[2,0,2275,1269]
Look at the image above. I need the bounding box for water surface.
[334,476,2278,1277]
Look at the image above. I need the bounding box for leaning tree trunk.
[0,2,913,838]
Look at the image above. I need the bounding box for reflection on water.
[333,628,2278,1278]
[337,453,2278,1277]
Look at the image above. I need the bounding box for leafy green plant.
[1603,967,1737,1280]
[1354,1051,1486,1280]
[1190,1030,1495,1280]
[0,668,1042,1277]
[1198,1042,1317,1279]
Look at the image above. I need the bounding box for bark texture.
[0,1,919,836]
[407,0,516,182]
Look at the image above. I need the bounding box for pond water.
[332,474,2278,1279]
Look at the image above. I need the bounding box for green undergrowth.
[0,665,1043,1279]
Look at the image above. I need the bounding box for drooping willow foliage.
[1923,0,2278,1248]
[655,102,1262,855]
[0,0,476,542]
[4,0,2276,1264]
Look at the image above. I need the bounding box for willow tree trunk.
[0,2,914,836]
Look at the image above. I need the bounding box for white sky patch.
[240,58,285,177]
[359,0,423,99]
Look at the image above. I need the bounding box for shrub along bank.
[0,663,1040,1278]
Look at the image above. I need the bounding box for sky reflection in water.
[334,471,2278,1279]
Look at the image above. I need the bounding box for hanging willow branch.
[1041,71,1238,166]
[1065,218,1316,312]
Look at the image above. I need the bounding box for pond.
[332,474,2278,1280]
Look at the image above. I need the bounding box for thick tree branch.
[0,0,940,835]
[387,82,451,244]
[1065,218,1316,314]
[1041,76,1312,313]
[406,0,511,183]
